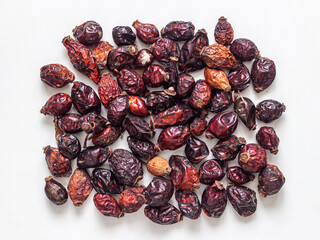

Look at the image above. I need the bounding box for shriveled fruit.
[143,177,174,207]
[68,169,93,206]
[144,203,182,225]
[157,125,190,151]
[201,44,237,69]
[93,193,124,217]
[40,93,72,116]
[40,64,74,88]
[238,144,267,173]
[258,164,285,197]
[147,157,171,177]
[214,16,233,46]
[44,176,68,205]
[119,186,146,213]
[98,73,120,108]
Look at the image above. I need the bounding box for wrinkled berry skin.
[44,146,72,177]
[71,81,101,115]
[144,203,182,225]
[91,168,124,194]
[206,112,238,139]
[201,181,227,218]
[201,44,237,69]
[73,21,103,45]
[94,193,123,218]
[256,126,279,154]
[163,62,179,89]
[143,64,168,88]
[40,93,72,116]
[134,49,154,68]
[228,63,251,91]
[227,166,254,185]
[57,113,82,133]
[251,57,276,92]
[132,20,159,44]
[188,80,211,109]
[210,90,233,113]
[107,95,129,126]
[179,29,209,73]
[234,97,256,130]
[151,38,180,64]
[143,177,174,207]
[211,135,246,161]
[230,38,259,62]
[62,36,100,83]
[98,73,121,108]
[79,112,108,134]
[117,69,146,96]
[112,26,136,46]
[57,133,81,160]
[92,41,114,70]
[68,169,93,206]
[40,64,74,88]
[128,96,149,117]
[176,73,195,99]
[190,117,207,137]
[127,137,159,162]
[157,125,190,151]
[199,160,225,184]
[175,190,201,220]
[108,149,143,186]
[258,164,285,197]
[77,146,111,169]
[238,144,267,173]
[44,176,68,205]
[227,185,257,217]
[124,116,155,140]
[92,125,121,147]
[146,91,175,114]
[107,45,138,72]
[161,21,195,41]
[169,155,200,191]
[204,67,231,92]
[214,16,234,46]
[185,137,209,164]
[119,186,146,213]
[256,99,286,123]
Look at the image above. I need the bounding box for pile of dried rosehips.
[42,18,286,224]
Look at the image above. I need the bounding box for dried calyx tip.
[199,29,208,35]
[282,104,286,112]
[219,16,227,21]
[238,137,247,145]
[215,181,224,190]
[164,87,176,96]
[45,176,53,182]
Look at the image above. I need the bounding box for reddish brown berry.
[256,99,285,123]
[92,125,121,147]
[93,193,124,217]
[119,186,146,213]
[143,64,169,88]
[132,20,159,44]
[44,176,68,205]
[175,190,201,220]
[92,41,114,70]
[127,137,159,162]
[44,146,72,177]
[107,95,129,126]
[201,44,237,69]
[227,166,254,185]
[230,38,259,62]
[73,21,103,45]
[258,164,285,197]
[68,169,93,206]
[214,16,234,46]
[107,45,138,72]
[161,21,195,41]
[205,112,238,139]
[134,49,154,68]
[238,144,267,173]
[188,80,211,109]
[143,177,174,207]
[256,126,279,154]
[40,64,74,88]
[144,203,182,225]
[128,96,149,117]
[211,135,246,161]
[185,137,209,164]
[40,93,72,116]
[234,97,256,130]
[199,160,225,184]
[98,73,120,108]
[57,113,82,133]
[157,125,190,151]
[251,57,276,92]
[117,69,146,96]
[151,38,180,64]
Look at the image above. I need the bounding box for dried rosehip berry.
[146,91,175,114]
[157,125,190,151]
[117,69,146,96]
[79,112,108,134]
[227,185,257,217]
[256,99,286,123]
[91,168,124,194]
[228,63,250,92]
[211,135,246,161]
[201,181,227,218]
[199,160,225,184]
[146,157,171,177]
[205,112,238,139]
[175,73,195,99]
[190,117,207,136]
[175,190,201,220]
[144,203,182,225]
[108,149,143,186]
[107,95,129,126]
[124,116,154,140]
[119,186,146,213]
[234,97,256,130]
[204,68,231,91]
[214,16,234,46]
[185,137,209,164]
[62,36,100,83]
[128,96,149,117]
[77,146,111,169]
[178,29,209,73]
[44,176,68,205]
[71,81,101,115]
[107,45,137,72]
[98,73,120,108]
[251,57,276,92]
[57,133,81,160]
[143,177,174,207]
[227,166,254,185]
[127,137,159,162]
[169,155,200,191]
[210,90,233,113]
[112,26,136,46]
[151,38,180,64]
[143,64,169,88]
[230,38,259,62]
[132,20,159,44]
[73,21,103,45]
[40,64,74,88]
[68,168,93,206]
[57,113,82,133]
[40,93,72,116]
[258,164,285,197]
[161,21,195,41]
[94,193,123,218]
[163,61,178,89]
[256,126,279,154]
[92,125,121,147]
[92,41,114,70]
[238,144,267,173]
[134,49,154,68]
[44,146,72,177]
[188,80,211,109]
[201,43,237,69]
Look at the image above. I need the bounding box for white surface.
[0,0,319,239]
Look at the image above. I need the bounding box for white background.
[0,0,319,239]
